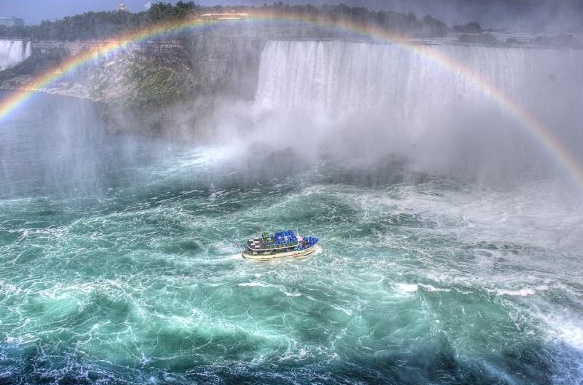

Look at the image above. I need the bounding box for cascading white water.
[252,40,583,181]
[256,40,582,128]
[24,40,32,59]
[0,40,32,71]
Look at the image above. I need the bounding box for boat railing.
[254,230,318,252]
[262,230,299,248]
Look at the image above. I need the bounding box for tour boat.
[242,230,319,261]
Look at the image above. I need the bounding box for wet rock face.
[1,33,268,138]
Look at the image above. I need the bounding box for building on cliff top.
[201,12,249,21]
[0,16,25,27]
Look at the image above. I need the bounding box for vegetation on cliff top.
[1,2,451,40]
[0,2,198,40]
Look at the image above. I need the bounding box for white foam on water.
[491,287,538,297]
[539,311,583,351]
[420,284,452,293]
[37,279,127,299]
[0,280,22,295]
[238,281,303,298]
[395,283,419,294]
[329,304,353,316]
[238,282,273,288]
[215,253,244,262]
[444,180,583,252]
[346,176,582,260]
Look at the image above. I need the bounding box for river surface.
[1,86,583,385]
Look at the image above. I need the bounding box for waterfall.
[256,40,582,126]
[252,40,583,180]
[0,40,32,71]
[24,40,32,58]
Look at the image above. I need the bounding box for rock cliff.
[1,26,267,139]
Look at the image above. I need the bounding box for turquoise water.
[1,92,583,384]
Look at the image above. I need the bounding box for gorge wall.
[0,28,268,138]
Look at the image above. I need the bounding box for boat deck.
[241,230,319,261]
[246,237,299,253]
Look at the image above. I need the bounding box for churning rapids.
[1,40,583,384]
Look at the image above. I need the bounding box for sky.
[0,0,154,24]
[1,0,582,32]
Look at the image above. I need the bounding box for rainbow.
[1,12,582,192]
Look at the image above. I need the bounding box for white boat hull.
[241,244,317,262]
